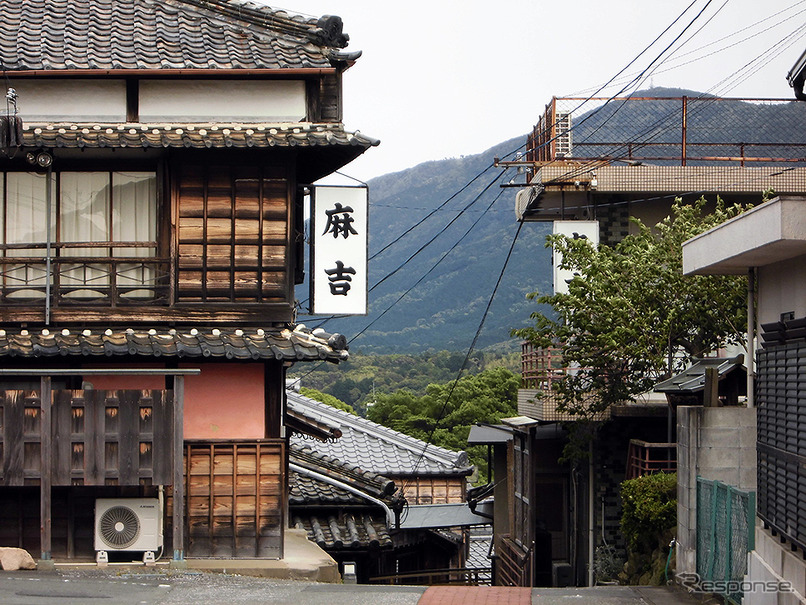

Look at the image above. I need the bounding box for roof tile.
[0,325,349,363]
[21,122,379,151]
[0,0,346,72]
[288,389,473,477]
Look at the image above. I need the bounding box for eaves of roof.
[292,513,392,550]
[290,443,396,503]
[654,355,745,394]
[0,325,349,363]
[21,122,380,151]
[286,403,343,442]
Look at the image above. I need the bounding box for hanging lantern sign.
[311,185,368,315]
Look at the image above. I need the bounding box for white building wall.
[12,79,127,122]
[139,80,306,122]
[757,255,806,325]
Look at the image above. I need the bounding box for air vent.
[98,505,141,549]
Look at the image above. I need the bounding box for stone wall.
[676,406,757,577]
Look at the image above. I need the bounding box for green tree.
[367,367,519,482]
[513,197,748,418]
[299,386,356,415]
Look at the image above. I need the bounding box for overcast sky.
[270,0,806,181]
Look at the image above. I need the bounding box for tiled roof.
[286,404,343,442]
[0,325,349,363]
[287,388,473,476]
[0,0,349,72]
[654,355,745,394]
[289,443,396,505]
[292,513,392,550]
[20,122,380,151]
[289,444,396,549]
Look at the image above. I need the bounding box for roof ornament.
[1,85,23,156]
[308,15,349,48]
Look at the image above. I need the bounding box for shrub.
[620,472,677,553]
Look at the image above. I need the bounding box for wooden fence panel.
[0,392,42,486]
[185,440,285,559]
[0,390,174,487]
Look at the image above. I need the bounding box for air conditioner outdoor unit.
[94,498,163,564]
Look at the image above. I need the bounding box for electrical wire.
[297,2,804,501]
[296,173,511,372]
[400,219,525,488]
[336,183,509,347]
[563,1,806,98]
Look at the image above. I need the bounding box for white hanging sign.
[553,220,599,295]
[311,185,368,315]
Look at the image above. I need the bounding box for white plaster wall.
[12,79,127,122]
[139,80,306,122]
[757,256,806,325]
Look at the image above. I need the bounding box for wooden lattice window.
[176,164,290,303]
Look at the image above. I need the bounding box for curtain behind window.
[113,172,157,297]
[60,172,111,295]
[4,172,56,297]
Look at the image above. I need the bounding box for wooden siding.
[391,475,466,505]
[175,164,292,304]
[185,440,285,558]
[0,390,173,486]
[0,439,285,560]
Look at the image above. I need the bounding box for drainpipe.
[747,268,756,408]
[588,442,594,587]
[288,462,396,528]
[45,164,52,325]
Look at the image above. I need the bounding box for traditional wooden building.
[287,386,478,582]
[0,0,376,564]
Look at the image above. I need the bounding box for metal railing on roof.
[514,96,806,177]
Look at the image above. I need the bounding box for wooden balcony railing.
[0,241,169,306]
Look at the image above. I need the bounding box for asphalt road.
[0,570,426,605]
[0,569,714,605]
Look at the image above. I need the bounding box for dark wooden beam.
[39,376,52,561]
[0,304,295,324]
[173,376,185,562]
[264,361,285,439]
[126,78,139,122]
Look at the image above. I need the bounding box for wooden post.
[173,376,185,562]
[40,376,52,561]
[704,367,720,407]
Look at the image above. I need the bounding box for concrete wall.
[745,525,806,605]
[676,406,757,577]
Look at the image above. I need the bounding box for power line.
[401,218,525,485]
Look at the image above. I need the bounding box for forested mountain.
[298,135,553,354]
[296,88,804,354]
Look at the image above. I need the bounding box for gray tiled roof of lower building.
[0,325,348,363]
[287,388,473,476]
[290,443,395,505]
[292,512,392,550]
[0,0,344,71]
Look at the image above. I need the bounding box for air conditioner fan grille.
[98,505,141,549]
